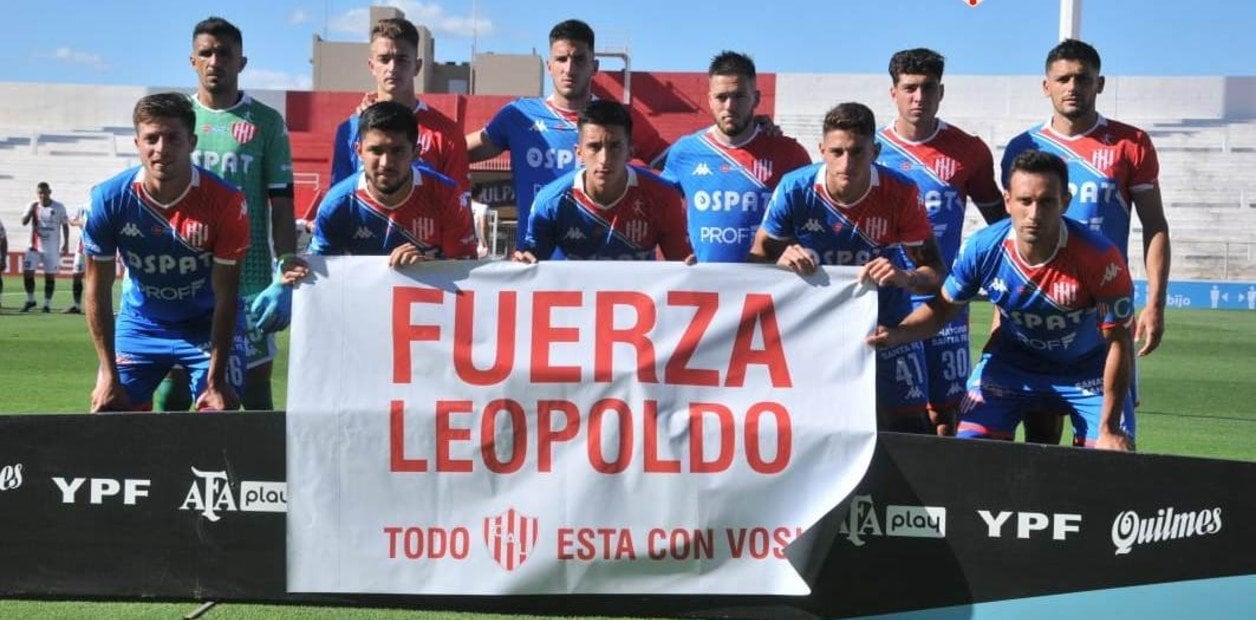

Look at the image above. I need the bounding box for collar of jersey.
[134,167,200,210]
[573,166,638,210]
[190,91,252,113]
[1040,115,1108,142]
[704,123,762,149]
[355,168,420,211]
[883,119,948,146]
[812,165,878,209]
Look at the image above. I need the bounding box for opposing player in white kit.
[63,206,89,314]
[19,182,69,313]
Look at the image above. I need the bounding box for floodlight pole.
[1059,0,1082,40]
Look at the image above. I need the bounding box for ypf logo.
[482,508,539,572]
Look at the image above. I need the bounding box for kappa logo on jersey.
[861,217,889,242]
[181,220,209,249]
[692,162,713,176]
[750,159,774,184]
[946,382,965,397]
[531,119,549,132]
[564,227,587,240]
[231,121,257,145]
[1052,281,1078,307]
[802,218,825,233]
[1092,149,1115,171]
[353,226,375,239]
[1100,262,1123,286]
[624,219,649,245]
[483,507,539,572]
[989,278,1009,294]
[933,156,958,181]
[120,222,143,238]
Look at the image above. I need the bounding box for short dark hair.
[359,101,418,146]
[549,19,595,50]
[37,182,50,192]
[709,51,756,80]
[1007,150,1070,191]
[578,99,633,137]
[193,16,242,47]
[822,102,876,138]
[889,48,945,84]
[371,17,420,49]
[1046,38,1101,73]
[133,93,196,137]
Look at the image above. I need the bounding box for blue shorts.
[957,351,1135,446]
[920,306,970,411]
[114,314,247,408]
[876,341,928,415]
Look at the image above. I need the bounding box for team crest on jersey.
[231,121,257,145]
[181,220,209,249]
[899,161,913,172]
[417,133,433,155]
[483,508,539,572]
[861,217,889,242]
[1051,280,1079,307]
[933,156,958,181]
[623,218,650,245]
[750,159,774,184]
[409,217,436,241]
[1091,149,1115,171]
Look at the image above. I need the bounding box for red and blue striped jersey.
[310,165,476,259]
[523,166,691,261]
[663,125,811,262]
[84,166,250,328]
[945,217,1134,372]
[1001,116,1159,259]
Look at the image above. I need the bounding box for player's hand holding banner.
[286,259,878,595]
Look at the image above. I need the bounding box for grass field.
[1,274,1253,618]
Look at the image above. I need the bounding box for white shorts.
[71,250,86,274]
[22,247,60,274]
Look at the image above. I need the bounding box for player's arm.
[20,203,34,226]
[860,238,943,296]
[61,216,70,255]
[866,291,964,349]
[466,128,505,163]
[659,190,694,261]
[198,260,242,412]
[85,256,131,412]
[512,200,553,264]
[1,229,8,268]
[1132,186,1170,356]
[329,120,356,187]
[1097,321,1135,451]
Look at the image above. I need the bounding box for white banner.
[287,258,877,595]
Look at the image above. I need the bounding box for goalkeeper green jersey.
[190,93,293,295]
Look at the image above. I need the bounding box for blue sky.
[0,0,1252,90]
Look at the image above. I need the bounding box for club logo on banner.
[286,259,879,595]
[484,508,540,571]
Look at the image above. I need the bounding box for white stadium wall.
[0,78,1252,279]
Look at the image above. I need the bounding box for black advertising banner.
[0,413,286,598]
[0,414,1251,618]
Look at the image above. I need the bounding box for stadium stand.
[1,77,1254,279]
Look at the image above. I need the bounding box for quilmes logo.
[1111,506,1222,555]
[483,507,539,571]
[838,494,946,546]
[0,462,22,492]
[179,467,286,522]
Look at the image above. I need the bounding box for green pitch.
[0,274,1252,619]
